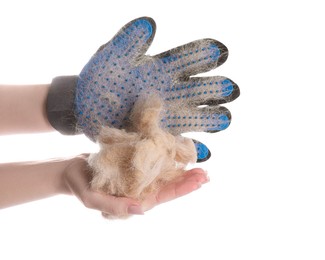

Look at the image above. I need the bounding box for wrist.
[60,154,91,197]
[46,76,79,135]
[53,157,75,196]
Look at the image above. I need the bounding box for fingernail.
[128,205,144,215]
[204,176,210,183]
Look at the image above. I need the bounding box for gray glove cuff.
[46,75,80,135]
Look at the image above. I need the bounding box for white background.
[0,0,324,259]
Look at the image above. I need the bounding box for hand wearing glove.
[46,17,239,162]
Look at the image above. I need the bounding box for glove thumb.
[193,140,211,163]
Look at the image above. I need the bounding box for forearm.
[0,84,55,135]
[0,158,71,209]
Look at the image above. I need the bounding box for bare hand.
[62,155,209,218]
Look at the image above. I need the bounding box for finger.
[165,76,240,105]
[181,168,210,184]
[98,17,156,60]
[154,39,228,78]
[141,168,208,212]
[153,168,208,205]
[163,105,232,134]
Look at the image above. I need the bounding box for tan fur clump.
[88,95,197,214]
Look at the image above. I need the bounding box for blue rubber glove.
[47,17,239,162]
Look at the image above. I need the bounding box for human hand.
[47,17,239,162]
[62,155,208,218]
[74,17,239,139]
[140,167,209,214]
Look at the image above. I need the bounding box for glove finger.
[193,140,211,163]
[154,39,228,78]
[165,76,240,105]
[163,105,232,135]
[97,17,156,60]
